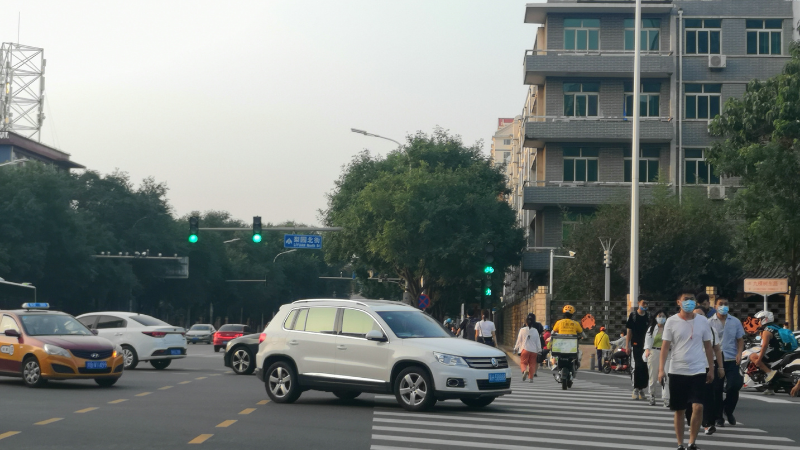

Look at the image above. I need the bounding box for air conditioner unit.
[708,54,727,69]
[707,185,726,200]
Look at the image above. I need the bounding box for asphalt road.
[1,345,799,450]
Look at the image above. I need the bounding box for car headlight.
[43,344,71,358]
[113,345,123,358]
[433,352,468,367]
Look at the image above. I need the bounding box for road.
[1,345,799,449]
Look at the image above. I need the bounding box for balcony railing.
[524,49,673,58]
[524,49,675,84]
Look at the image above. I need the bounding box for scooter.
[602,350,632,375]
[550,334,580,390]
[741,346,800,394]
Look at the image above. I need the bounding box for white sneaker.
[764,388,776,396]
[522,370,528,381]
[765,370,777,383]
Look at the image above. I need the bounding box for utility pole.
[629,0,643,311]
[600,238,618,328]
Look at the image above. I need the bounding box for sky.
[4,0,539,225]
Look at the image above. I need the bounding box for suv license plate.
[488,372,506,383]
[170,349,182,355]
[86,361,107,370]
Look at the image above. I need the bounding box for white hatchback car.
[77,312,187,370]
[255,299,511,411]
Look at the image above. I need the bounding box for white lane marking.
[740,393,798,404]
[372,431,666,450]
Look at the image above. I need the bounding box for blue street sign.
[418,294,430,310]
[284,234,322,249]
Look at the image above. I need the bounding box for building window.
[685,19,721,55]
[503,139,511,145]
[562,212,584,242]
[624,81,660,117]
[684,148,720,185]
[563,82,599,117]
[624,148,660,183]
[503,152,511,165]
[685,84,721,119]
[564,18,600,51]
[624,18,661,51]
[563,147,599,182]
[746,20,782,55]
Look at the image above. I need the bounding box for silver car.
[185,324,215,344]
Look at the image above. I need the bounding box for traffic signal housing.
[483,243,494,274]
[188,216,199,243]
[252,216,262,243]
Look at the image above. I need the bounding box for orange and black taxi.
[0,303,124,387]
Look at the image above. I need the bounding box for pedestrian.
[514,315,542,382]
[595,326,611,372]
[784,322,791,330]
[707,297,745,427]
[627,296,651,400]
[610,332,627,371]
[526,313,545,376]
[644,309,669,407]
[697,293,716,319]
[689,305,724,436]
[540,325,551,368]
[475,309,497,346]
[658,289,715,450]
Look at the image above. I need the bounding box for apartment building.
[502,0,796,303]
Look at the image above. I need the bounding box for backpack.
[467,317,481,341]
[766,324,799,353]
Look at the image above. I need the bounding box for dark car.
[212,324,251,352]
[223,333,261,375]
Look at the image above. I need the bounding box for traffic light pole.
[600,238,617,328]
[198,227,343,232]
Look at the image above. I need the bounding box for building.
[490,118,515,170]
[0,131,85,170]
[502,0,796,306]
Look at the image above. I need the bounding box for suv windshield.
[129,315,169,327]
[190,325,211,331]
[19,314,93,336]
[376,311,450,339]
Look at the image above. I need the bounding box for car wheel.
[122,345,139,370]
[214,346,221,353]
[460,397,495,408]
[22,356,47,388]
[394,367,436,412]
[150,360,171,370]
[265,361,301,403]
[231,347,254,375]
[333,391,361,400]
[95,378,118,387]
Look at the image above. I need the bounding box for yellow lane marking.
[188,434,213,444]
[158,386,173,390]
[256,400,270,405]
[216,420,237,428]
[0,431,20,440]
[35,418,63,425]
[178,381,192,385]
[195,377,207,380]
[239,408,256,415]
[136,392,152,397]
[75,407,98,413]
[108,399,128,404]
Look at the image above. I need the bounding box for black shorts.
[668,373,706,411]
[764,349,785,364]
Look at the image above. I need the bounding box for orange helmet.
[563,305,576,315]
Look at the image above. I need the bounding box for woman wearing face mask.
[644,310,670,407]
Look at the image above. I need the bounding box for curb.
[500,345,521,367]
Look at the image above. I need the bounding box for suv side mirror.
[366,330,387,342]
[91,329,99,335]
[4,329,20,338]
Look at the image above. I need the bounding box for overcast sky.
[5,0,538,225]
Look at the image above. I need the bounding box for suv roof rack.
[291,299,369,307]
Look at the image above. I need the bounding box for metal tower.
[0,43,45,141]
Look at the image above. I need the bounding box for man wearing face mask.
[707,297,745,426]
[696,293,716,319]
[626,296,651,400]
[658,290,715,450]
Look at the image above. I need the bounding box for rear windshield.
[219,324,244,332]
[129,315,169,327]
[190,325,212,331]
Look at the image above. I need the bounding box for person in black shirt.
[627,296,651,400]
[457,309,479,341]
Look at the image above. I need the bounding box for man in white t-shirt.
[474,310,497,347]
[658,290,715,450]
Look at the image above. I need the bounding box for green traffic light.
[484,287,491,296]
[484,266,494,274]
[188,234,198,243]
[252,234,262,243]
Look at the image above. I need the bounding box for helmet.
[563,305,576,315]
[543,325,549,330]
[444,318,453,325]
[755,310,775,325]
[599,326,606,331]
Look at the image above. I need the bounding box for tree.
[323,129,525,312]
[708,42,800,328]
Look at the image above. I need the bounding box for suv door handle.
[288,340,299,345]
[337,345,347,350]
[114,333,123,336]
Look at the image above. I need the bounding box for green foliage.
[324,129,525,315]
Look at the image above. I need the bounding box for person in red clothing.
[514,315,543,382]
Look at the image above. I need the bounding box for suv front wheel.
[394,367,436,411]
[265,361,301,403]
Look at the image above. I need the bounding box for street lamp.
[629,0,644,310]
[351,128,402,147]
[273,249,297,263]
[0,158,27,167]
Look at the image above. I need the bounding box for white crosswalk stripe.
[370,379,800,450]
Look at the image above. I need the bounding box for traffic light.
[252,216,262,243]
[483,277,492,296]
[483,243,494,274]
[188,216,199,243]
[603,250,611,266]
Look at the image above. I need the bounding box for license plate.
[488,372,506,383]
[191,337,198,341]
[170,349,182,355]
[86,361,107,370]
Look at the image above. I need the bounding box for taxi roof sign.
[22,303,49,309]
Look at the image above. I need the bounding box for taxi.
[0,303,125,387]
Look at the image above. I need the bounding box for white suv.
[254,299,511,411]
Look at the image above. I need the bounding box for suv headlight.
[434,352,468,367]
[43,344,71,358]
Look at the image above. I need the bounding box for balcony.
[524,50,674,85]
[523,181,658,211]
[523,116,673,148]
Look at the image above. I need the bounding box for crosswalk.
[369,376,800,450]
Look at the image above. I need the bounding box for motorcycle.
[550,334,579,390]
[741,345,800,394]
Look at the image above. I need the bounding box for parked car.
[213,324,251,352]
[223,332,261,375]
[255,299,511,411]
[186,324,216,344]
[77,312,187,370]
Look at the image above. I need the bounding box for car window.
[219,324,243,332]
[96,315,127,329]
[376,310,450,339]
[292,309,308,331]
[77,316,97,329]
[19,314,93,336]
[340,309,382,338]
[0,315,20,333]
[283,310,298,329]
[190,325,211,331]
[129,315,169,327]
[304,307,337,334]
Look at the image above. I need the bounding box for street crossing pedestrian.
[707,297,745,427]
[514,315,542,382]
[644,309,669,407]
[475,310,497,347]
[627,296,651,400]
[456,309,479,341]
[594,326,611,372]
